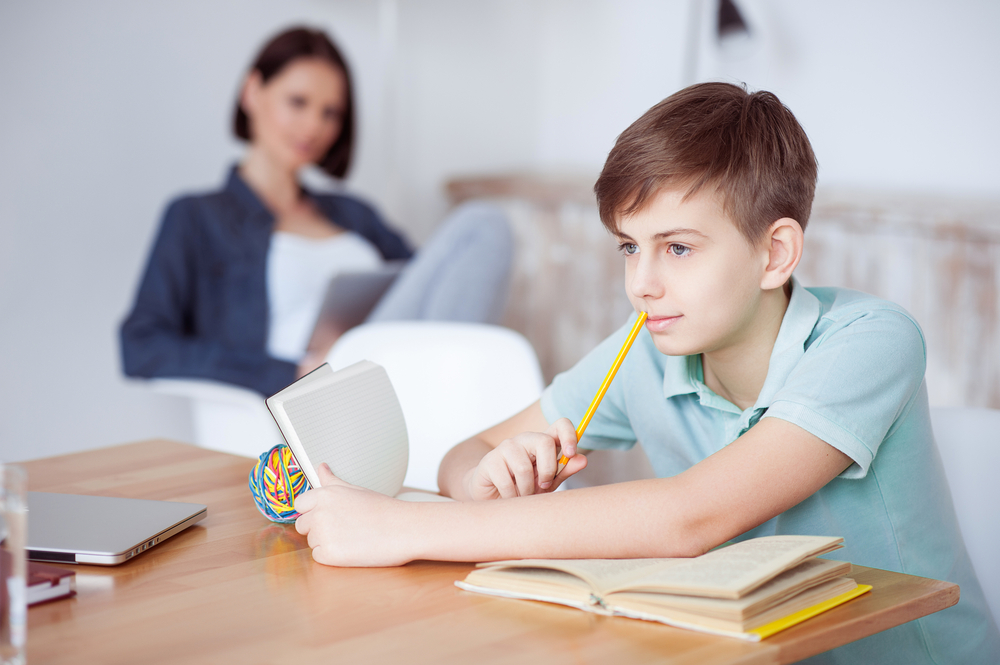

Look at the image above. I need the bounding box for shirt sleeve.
[763,307,927,479]
[540,317,641,451]
[119,198,298,396]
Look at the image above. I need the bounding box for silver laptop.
[26,492,207,565]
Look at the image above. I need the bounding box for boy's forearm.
[309,420,845,566]
[413,418,852,563]
[409,479,708,562]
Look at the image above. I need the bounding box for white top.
[266,231,383,362]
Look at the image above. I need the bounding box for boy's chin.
[649,335,700,358]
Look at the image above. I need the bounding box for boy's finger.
[294,490,317,514]
[482,456,517,499]
[535,436,558,489]
[315,462,345,488]
[550,418,579,458]
[552,453,588,489]
[492,469,519,500]
[509,452,537,497]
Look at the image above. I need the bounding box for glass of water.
[0,466,26,665]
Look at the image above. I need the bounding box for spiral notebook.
[266,361,452,502]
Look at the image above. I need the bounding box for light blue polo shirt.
[542,278,999,664]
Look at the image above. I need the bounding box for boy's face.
[615,187,772,358]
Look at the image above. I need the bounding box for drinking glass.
[0,465,26,665]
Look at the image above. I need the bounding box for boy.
[295,83,998,663]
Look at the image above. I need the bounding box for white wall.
[379,0,1000,238]
[0,0,385,461]
[693,0,1000,196]
[2,0,998,462]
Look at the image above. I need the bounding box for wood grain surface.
[25,441,958,665]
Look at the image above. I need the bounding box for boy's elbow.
[660,525,716,559]
[650,494,728,558]
[669,507,756,559]
[637,523,712,559]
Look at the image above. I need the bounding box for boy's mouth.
[644,314,682,333]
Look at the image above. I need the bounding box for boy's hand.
[294,463,413,567]
[464,417,588,500]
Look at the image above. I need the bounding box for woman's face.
[242,57,347,172]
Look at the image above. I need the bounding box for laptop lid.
[26,492,207,566]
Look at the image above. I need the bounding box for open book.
[266,361,452,502]
[457,535,871,641]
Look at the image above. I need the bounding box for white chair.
[930,406,1000,625]
[326,321,544,491]
[149,378,283,458]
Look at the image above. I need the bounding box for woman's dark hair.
[234,27,355,179]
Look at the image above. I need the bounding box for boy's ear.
[760,217,803,290]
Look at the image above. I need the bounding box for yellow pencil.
[555,311,648,475]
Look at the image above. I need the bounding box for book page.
[464,566,599,607]
[606,558,851,621]
[273,361,409,497]
[475,535,842,600]
[610,535,843,599]
[476,558,678,593]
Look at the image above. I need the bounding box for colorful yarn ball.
[249,444,312,523]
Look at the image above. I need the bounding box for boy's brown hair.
[595,82,818,245]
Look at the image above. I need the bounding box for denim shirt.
[120,167,412,396]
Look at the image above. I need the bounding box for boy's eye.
[289,95,307,108]
[618,242,639,256]
[668,244,690,257]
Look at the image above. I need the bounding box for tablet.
[312,260,407,334]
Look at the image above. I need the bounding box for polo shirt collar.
[753,276,821,409]
[661,276,822,412]
[663,354,701,399]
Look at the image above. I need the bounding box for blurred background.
[2,0,998,462]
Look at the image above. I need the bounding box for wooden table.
[27,441,958,665]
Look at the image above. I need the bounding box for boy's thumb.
[315,462,337,487]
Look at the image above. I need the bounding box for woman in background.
[121,27,512,396]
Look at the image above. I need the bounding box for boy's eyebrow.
[615,228,709,242]
[654,228,709,241]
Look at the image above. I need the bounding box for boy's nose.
[627,255,663,300]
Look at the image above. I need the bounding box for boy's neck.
[700,284,791,412]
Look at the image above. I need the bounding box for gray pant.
[367,201,513,325]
